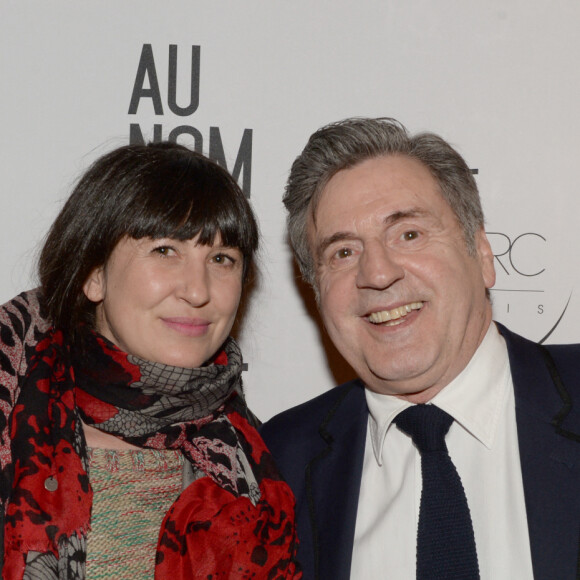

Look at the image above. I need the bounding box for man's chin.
[361,361,442,399]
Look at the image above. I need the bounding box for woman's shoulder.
[0,288,52,404]
[1,287,48,329]
[1,288,51,343]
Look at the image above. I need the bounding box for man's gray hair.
[283,117,484,286]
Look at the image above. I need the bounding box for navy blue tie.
[394,404,480,580]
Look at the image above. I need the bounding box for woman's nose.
[177,264,210,307]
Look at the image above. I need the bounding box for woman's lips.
[161,317,210,337]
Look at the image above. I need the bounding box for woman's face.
[83,235,244,368]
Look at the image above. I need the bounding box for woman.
[0,142,300,579]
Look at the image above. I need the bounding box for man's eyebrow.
[383,208,428,227]
[316,232,358,259]
[316,209,431,259]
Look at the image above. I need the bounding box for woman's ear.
[83,267,106,303]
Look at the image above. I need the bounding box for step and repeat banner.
[2,1,580,419]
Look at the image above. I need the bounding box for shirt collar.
[365,322,511,466]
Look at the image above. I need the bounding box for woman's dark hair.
[39,141,259,343]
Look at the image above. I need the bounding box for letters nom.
[129,124,253,198]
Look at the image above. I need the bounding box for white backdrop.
[2,1,580,420]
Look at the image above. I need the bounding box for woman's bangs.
[125,182,248,251]
[176,193,249,250]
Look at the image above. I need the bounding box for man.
[261,118,580,580]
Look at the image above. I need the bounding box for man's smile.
[367,301,424,325]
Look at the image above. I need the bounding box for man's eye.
[402,231,420,241]
[335,248,353,259]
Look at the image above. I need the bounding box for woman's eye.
[152,246,175,256]
[212,253,235,265]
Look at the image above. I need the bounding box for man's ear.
[475,229,496,290]
[83,266,105,303]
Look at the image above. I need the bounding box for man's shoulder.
[260,379,365,442]
[499,323,580,435]
[263,379,365,426]
[260,380,367,486]
[539,341,580,402]
[498,323,580,381]
[542,340,580,359]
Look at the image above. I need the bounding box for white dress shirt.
[350,323,535,579]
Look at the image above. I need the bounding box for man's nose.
[355,241,404,290]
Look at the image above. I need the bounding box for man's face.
[309,155,495,403]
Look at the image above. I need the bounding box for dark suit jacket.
[261,325,580,580]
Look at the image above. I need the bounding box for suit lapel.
[305,381,368,580]
[500,325,580,580]
[303,327,579,579]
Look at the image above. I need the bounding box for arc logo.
[487,231,572,343]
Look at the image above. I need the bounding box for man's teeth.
[368,302,423,325]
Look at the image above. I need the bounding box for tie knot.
[393,404,454,453]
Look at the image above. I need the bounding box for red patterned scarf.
[4,329,301,579]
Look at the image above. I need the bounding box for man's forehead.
[323,153,436,197]
[312,160,444,224]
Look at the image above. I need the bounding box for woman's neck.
[83,422,141,450]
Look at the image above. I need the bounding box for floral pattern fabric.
[0,292,301,579]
